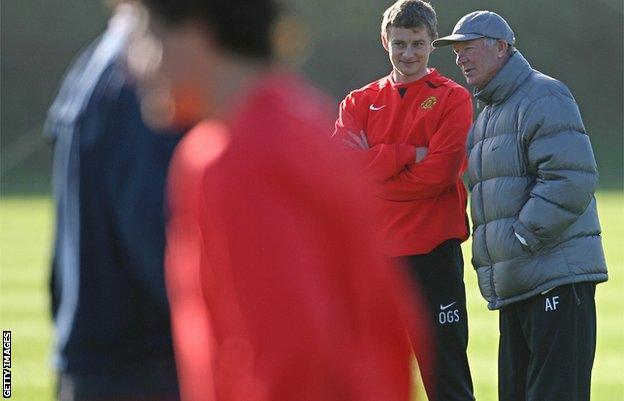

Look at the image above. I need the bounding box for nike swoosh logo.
[369,105,386,111]
[440,302,457,310]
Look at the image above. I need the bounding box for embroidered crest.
[421,96,437,109]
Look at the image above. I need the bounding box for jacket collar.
[475,50,533,106]
[386,68,445,88]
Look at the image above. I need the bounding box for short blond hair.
[381,0,438,39]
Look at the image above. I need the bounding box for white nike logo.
[369,104,386,111]
[439,302,457,311]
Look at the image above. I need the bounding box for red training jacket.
[334,69,473,256]
[166,71,429,401]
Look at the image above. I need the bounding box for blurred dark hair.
[381,0,438,40]
[141,0,279,58]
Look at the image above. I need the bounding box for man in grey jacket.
[433,11,607,401]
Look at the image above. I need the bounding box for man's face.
[129,13,218,129]
[383,26,433,84]
[452,38,505,90]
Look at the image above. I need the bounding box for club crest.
[421,96,437,109]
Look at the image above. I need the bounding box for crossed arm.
[333,89,472,201]
[342,130,429,179]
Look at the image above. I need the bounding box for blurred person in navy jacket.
[46,2,182,400]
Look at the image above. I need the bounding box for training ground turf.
[1,192,622,401]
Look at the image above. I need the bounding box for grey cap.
[432,11,515,48]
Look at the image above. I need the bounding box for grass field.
[1,191,623,401]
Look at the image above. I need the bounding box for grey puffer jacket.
[467,50,607,310]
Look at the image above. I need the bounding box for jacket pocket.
[492,255,534,299]
[492,248,567,300]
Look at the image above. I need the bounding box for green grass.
[1,192,623,401]
[0,196,54,401]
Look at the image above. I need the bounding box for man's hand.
[342,130,370,150]
[416,147,428,163]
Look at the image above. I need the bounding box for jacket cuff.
[512,220,542,253]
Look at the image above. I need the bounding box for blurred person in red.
[131,1,430,401]
[334,1,474,400]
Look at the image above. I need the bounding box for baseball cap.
[432,11,515,48]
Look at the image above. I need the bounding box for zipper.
[516,127,528,176]
[479,106,497,298]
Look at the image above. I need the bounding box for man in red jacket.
[132,1,427,400]
[334,1,475,400]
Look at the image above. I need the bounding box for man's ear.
[381,32,389,52]
[497,40,509,58]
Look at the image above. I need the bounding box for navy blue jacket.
[46,21,182,396]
